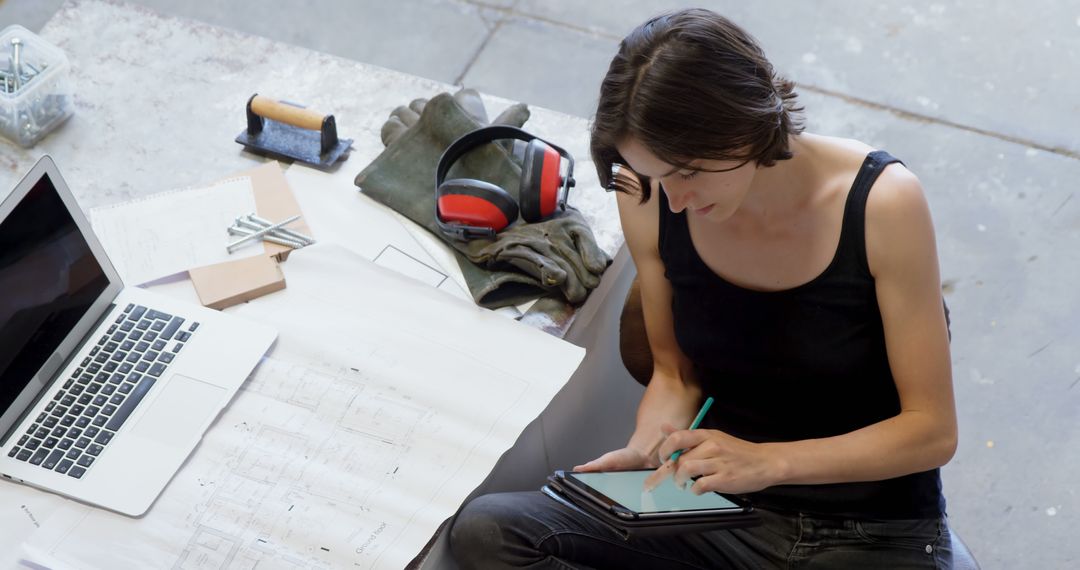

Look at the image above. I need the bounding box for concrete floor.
[3,1,1079,568]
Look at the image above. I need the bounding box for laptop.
[0,156,277,516]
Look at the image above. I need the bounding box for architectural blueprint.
[25,245,585,569]
[0,479,66,569]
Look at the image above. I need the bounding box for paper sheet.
[90,177,264,286]
[285,164,470,302]
[25,244,585,569]
[0,479,67,570]
[286,164,538,315]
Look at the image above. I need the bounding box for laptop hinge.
[0,303,117,447]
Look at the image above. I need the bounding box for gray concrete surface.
[3,0,1078,567]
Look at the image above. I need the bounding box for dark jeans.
[450,491,952,569]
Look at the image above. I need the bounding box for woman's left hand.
[643,423,786,495]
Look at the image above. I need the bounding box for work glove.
[355,89,610,308]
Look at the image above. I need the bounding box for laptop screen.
[0,173,110,415]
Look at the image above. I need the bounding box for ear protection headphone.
[435,125,575,240]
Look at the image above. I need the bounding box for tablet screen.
[567,470,742,514]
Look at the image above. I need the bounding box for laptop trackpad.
[130,375,227,448]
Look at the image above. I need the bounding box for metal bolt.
[235,215,315,246]
[234,216,268,232]
[235,217,291,238]
[18,103,40,140]
[245,213,315,244]
[228,226,306,248]
[10,38,22,91]
[17,61,43,91]
[226,214,301,253]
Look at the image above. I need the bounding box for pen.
[643,396,714,492]
[667,396,714,463]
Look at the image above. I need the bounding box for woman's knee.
[450,493,539,568]
[451,494,508,557]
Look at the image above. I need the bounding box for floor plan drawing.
[24,246,584,569]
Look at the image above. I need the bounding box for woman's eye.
[678,171,699,181]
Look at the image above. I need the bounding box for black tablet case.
[542,472,761,539]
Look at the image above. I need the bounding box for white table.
[1,1,642,567]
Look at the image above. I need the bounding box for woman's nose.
[663,183,694,213]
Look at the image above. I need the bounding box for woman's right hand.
[573,447,659,472]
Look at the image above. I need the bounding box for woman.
[451,8,957,569]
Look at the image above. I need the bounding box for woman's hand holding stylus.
[644,423,787,495]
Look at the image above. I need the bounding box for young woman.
[451,9,957,569]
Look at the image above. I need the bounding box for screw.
[18,101,40,139]
[10,38,22,91]
[226,214,301,253]
[227,226,306,249]
[14,61,47,91]
[235,215,315,245]
[245,213,315,244]
[234,216,267,232]
[234,217,285,236]
[19,108,40,140]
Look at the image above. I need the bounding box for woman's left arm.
[660,165,958,495]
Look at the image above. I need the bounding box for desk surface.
[0,1,629,568]
[0,0,623,327]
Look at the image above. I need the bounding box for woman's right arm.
[575,185,703,471]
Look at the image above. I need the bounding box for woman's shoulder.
[802,132,878,171]
[615,176,663,256]
[803,133,921,203]
[801,133,931,272]
[826,141,932,277]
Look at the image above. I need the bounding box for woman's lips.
[693,204,715,215]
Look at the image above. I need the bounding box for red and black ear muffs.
[435,125,575,240]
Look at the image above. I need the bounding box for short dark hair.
[590,8,805,201]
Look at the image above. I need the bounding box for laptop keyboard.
[5,304,200,480]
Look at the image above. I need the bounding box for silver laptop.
[0,156,276,516]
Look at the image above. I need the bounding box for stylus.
[667,396,714,463]
[642,396,715,492]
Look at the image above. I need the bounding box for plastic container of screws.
[0,25,74,147]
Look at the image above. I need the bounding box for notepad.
[90,177,263,285]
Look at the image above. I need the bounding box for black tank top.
[658,151,944,519]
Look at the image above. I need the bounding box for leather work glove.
[355,89,610,308]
